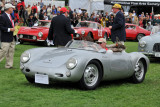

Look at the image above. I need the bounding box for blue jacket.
[111,11,126,42]
[0,12,14,42]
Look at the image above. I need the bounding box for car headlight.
[81,31,85,35]
[38,32,43,38]
[66,58,77,70]
[19,34,23,38]
[20,51,31,63]
[139,41,146,48]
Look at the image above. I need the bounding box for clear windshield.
[76,22,97,29]
[34,21,51,27]
[66,40,103,52]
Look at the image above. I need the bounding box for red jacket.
[17,3,22,10]
[32,6,38,13]
[14,13,19,22]
[21,2,25,7]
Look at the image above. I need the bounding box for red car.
[18,20,51,46]
[73,21,108,40]
[105,23,151,41]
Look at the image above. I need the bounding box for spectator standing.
[47,5,52,20]
[52,5,57,15]
[95,15,101,24]
[71,12,78,27]
[101,16,108,27]
[139,17,144,27]
[44,12,48,20]
[22,7,28,26]
[109,4,126,44]
[37,2,41,14]
[28,14,35,27]
[48,7,75,46]
[39,9,44,20]
[0,3,16,69]
[82,12,89,21]
[26,5,31,15]
[40,0,44,9]
[89,14,95,21]
[32,4,38,15]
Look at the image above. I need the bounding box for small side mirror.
[98,49,106,54]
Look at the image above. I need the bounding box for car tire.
[19,40,24,44]
[136,34,144,41]
[131,60,146,83]
[25,76,35,83]
[87,32,93,38]
[43,40,51,47]
[79,60,103,90]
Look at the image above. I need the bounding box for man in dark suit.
[109,4,126,45]
[48,7,75,46]
[0,3,15,69]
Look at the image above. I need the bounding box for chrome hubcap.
[135,61,144,81]
[84,64,99,86]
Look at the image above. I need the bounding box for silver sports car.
[20,40,149,90]
[138,32,160,58]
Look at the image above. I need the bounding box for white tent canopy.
[69,0,104,16]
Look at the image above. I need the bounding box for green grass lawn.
[0,41,160,107]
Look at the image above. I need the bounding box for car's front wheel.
[131,60,146,83]
[79,60,102,90]
[25,76,35,83]
[43,40,51,47]
[136,34,144,41]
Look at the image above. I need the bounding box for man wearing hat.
[48,7,75,46]
[109,4,126,45]
[0,3,15,69]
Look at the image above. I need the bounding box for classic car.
[105,23,151,41]
[73,21,108,40]
[20,40,149,90]
[138,31,160,57]
[18,20,51,46]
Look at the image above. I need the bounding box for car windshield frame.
[76,22,97,29]
[33,21,51,27]
[65,40,103,52]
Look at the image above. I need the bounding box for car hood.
[32,48,79,68]
[74,27,93,33]
[18,26,48,35]
[141,32,160,43]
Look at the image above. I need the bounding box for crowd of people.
[0,0,160,32]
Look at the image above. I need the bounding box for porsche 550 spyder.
[20,40,149,90]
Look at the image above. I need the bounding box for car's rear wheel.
[79,60,102,90]
[131,60,146,83]
[136,34,144,41]
[25,76,35,83]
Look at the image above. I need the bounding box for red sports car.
[105,23,151,41]
[73,21,108,40]
[18,20,51,46]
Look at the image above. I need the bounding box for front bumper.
[139,52,160,57]
[20,62,83,83]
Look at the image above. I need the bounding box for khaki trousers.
[0,40,15,68]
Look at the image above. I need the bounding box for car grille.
[20,34,36,40]
[153,43,160,52]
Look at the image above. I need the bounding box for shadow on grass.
[149,58,160,63]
